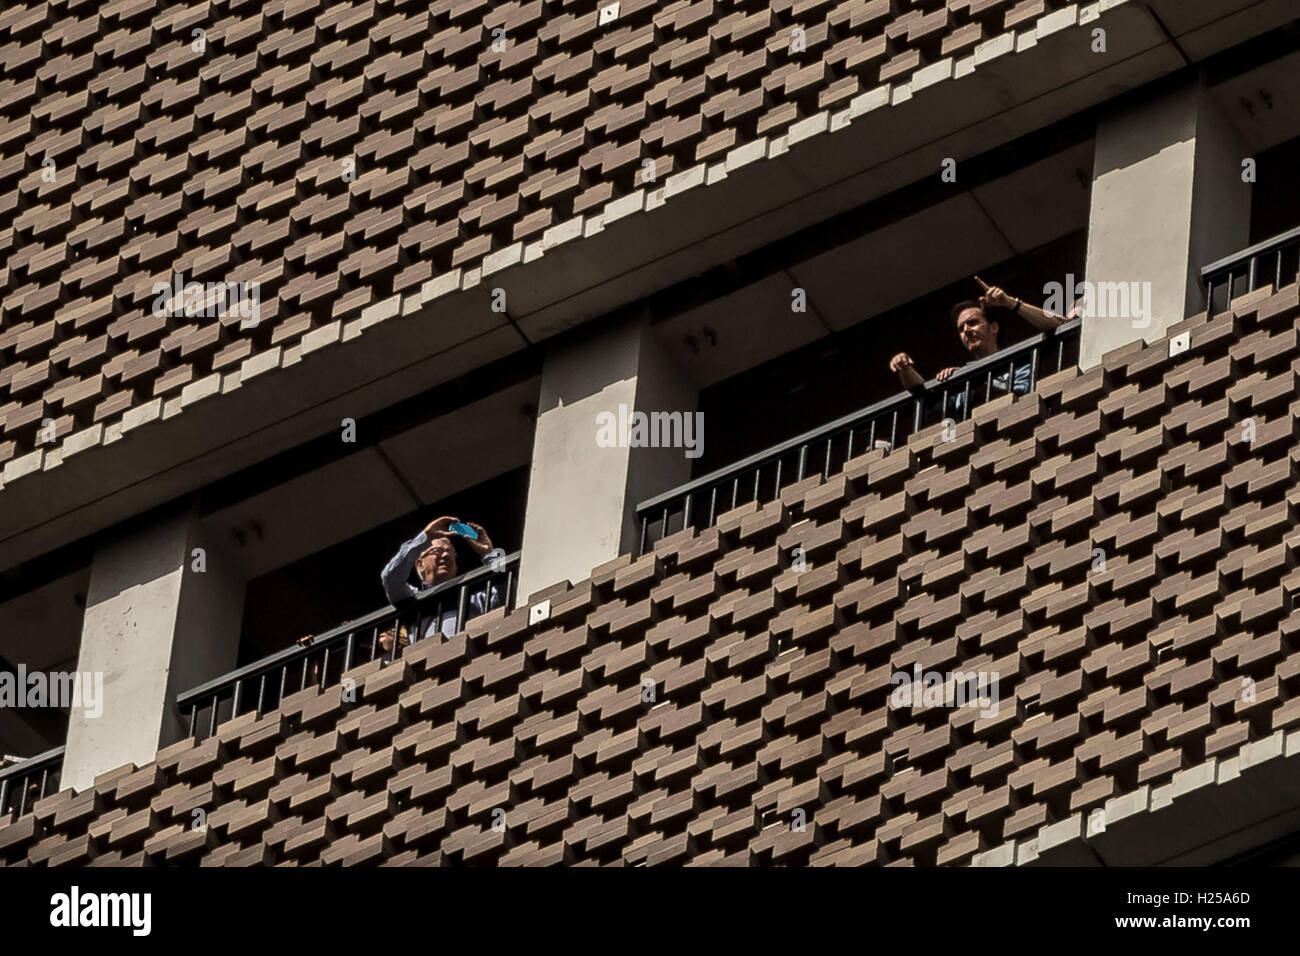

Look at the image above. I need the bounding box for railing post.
[456,582,470,634]
[629,321,1080,551]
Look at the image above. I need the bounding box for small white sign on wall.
[529,599,551,625]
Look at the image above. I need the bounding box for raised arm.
[380,531,427,605]
[380,516,456,604]
[889,352,926,389]
[975,276,1066,332]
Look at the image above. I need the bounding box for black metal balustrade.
[635,319,1081,553]
[176,553,520,743]
[1203,225,1300,316]
[0,746,63,823]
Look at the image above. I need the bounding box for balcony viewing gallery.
[6,157,1300,853]
[4,270,1300,866]
[173,206,1293,757]
[4,271,1299,865]
[1,0,1300,887]
[172,305,1085,747]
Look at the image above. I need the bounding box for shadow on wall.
[1250,136,1300,243]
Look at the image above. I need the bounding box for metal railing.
[635,320,1081,553]
[176,553,520,743]
[1202,225,1300,316]
[0,746,64,824]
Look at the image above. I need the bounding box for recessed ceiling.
[201,379,540,579]
[0,569,86,672]
[652,141,1094,392]
[0,567,86,758]
[1211,49,1300,151]
[654,274,828,390]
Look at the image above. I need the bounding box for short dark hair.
[950,300,984,327]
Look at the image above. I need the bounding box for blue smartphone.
[448,521,479,540]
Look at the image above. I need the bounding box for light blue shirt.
[380,531,506,640]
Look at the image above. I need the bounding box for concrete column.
[516,311,697,603]
[62,502,244,791]
[1081,78,1250,368]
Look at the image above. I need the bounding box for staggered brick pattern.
[0,0,1093,479]
[1,285,1297,865]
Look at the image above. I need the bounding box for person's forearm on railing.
[889,352,926,389]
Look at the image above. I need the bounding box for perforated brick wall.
[0,0,1106,485]
[2,283,1297,866]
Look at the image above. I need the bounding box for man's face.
[416,539,457,587]
[956,307,998,356]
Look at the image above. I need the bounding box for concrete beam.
[61,503,244,792]
[515,312,697,603]
[0,0,1284,572]
[1029,730,1300,866]
[1081,78,1251,367]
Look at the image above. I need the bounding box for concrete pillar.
[1081,78,1251,368]
[516,311,697,603]
[62,502,244,791]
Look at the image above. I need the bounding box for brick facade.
[3,283,1296,866]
